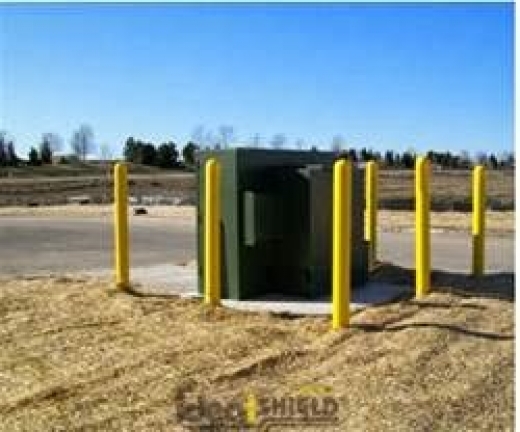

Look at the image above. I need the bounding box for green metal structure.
[197,148,368,300]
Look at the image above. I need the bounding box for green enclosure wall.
[197,148,368,300]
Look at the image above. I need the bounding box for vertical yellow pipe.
[114,163,129,289]
[204,158,221,305]
[415,156,430,298]
[365,161,378,270]
[472,165,486,276]
[332,159,352,329]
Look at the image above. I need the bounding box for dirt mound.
[0,275,513,431]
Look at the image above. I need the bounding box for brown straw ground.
[0,270,514,431]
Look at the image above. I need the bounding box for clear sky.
[0,3,514,158]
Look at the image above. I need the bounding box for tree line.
[339,148,514,170]
[0,125,97,167]
[0,124,514,171]
[0,125,198,169]
[123,137,197,169]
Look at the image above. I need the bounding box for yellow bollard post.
[204,158,221,306]
[365,160,378,271]
[415,156,431,298]
[244,393,258,426]
[332,159,352,329]
[114,162,129,289]
[472,165,486,276]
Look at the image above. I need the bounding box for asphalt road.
[0,217,514,276]
[0,217,195,275]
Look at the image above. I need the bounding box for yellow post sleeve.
[332,159,352,329]
[472,165,486,276]
[114,162,129,289]
[415,156,430,298]
[204,158,221,305]
[365,161,378,270]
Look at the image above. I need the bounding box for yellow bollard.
[365,160,378,270]
[244,393,258,426]
[332,159,352,329]
[114,162,129,289]
[472,165,486,276]
[204,158,221,305]
[415,156,431,298]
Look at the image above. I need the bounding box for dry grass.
[0,169,514,210]
[379,210,515,235]
[0,204,196,223]
[0,273,514,431]
[379,169,514,211]
[0,173,195,207]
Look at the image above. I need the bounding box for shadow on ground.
[352,262,515,341]
[371,261,514,301]
[353,320,513,341]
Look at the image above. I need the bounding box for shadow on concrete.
[371,262,514,302]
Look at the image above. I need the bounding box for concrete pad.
[83,263,197,295]
[131,263,197,296]
[91,263,410,315]
[219,281,410,315]
[129,263,410,315]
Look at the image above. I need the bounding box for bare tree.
[0,131,9,166]
[42,133,63,153]
[70,124,95,160]
[498,151,514,169]
[218,125,235,148]
[406,147,417,158]
[39,133,63,164]
[459,150,471,169]
[331,135,346,153]
[99,143,113,161]
[205,130,218,149]
[475,151,488,166]
[191,125,219,149]
[270,133,287,150]
[250,133,262,148]
[191,125,206,147]
[0,131,18,166]
[294,138,306,150]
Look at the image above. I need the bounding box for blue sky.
[0,3,514,157]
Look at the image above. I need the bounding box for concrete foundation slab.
[125,264,410,315]
[219,281,410,315]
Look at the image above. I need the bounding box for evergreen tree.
[182,142,199,167]
[489,154,498,170]
[6,142,18,166]
[123,137,140,162]
[40,139,53,164]
[28,147,41,166]
[141,143,157,166]
[384,150,394,167]
[401,151,414,169]
[156,142,179,168]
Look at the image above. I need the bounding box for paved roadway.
[0,217,195,275]
[0,217,514,276]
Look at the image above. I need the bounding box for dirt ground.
[378,209,515,235]
[0,268,513,431]
[0,169,514,211]
[0,173,195,207]
[378,169,514,211]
